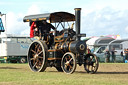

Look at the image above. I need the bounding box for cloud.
[27,4,41,15]
[81,7,128,38]
[5,12,29,35]
[4,5,42,35]
[125,26,128,32]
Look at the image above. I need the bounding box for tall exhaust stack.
[74,8,81,41]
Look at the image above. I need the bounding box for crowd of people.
[104,48,128,63]
[86,46,128,63]
[104,48,117,63]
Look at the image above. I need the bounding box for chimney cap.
[74,8,81,10]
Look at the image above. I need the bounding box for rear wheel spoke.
[33,61,38,68]
[31,58,35,60]
[38,51,43,55]
[35,44,39,51]
[37,45,41,53]
[38,56,43,59]
[31,49,36,54]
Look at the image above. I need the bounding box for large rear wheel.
[28,40,48,72]
[61,52,76,74]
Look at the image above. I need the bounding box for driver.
[41,20,56,33]
[40,20,56,49]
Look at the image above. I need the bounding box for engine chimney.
[74,8,81,41]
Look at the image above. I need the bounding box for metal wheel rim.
[61,52,76,74]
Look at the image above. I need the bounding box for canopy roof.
[23,12,75,23]
[94,37,115,46]
[108,39,128,45]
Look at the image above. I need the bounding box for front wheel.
[61,52,76,74]
[84,53,99,74]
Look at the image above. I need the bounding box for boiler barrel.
[69,41,87,54]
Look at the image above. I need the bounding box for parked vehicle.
[94,39,128,62]
[0,34,31,63]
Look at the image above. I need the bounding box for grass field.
[0,63,128,85]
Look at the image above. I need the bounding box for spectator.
[86,46,91,54]
[122,49,126,63]
[30,22,40,41]
[111,48,116,63]
[105,49,110,63]
[126,48,128,60]
[91,48,94,53]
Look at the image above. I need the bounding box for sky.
[0,0,128,38]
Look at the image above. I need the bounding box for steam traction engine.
[23,8,99,74]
